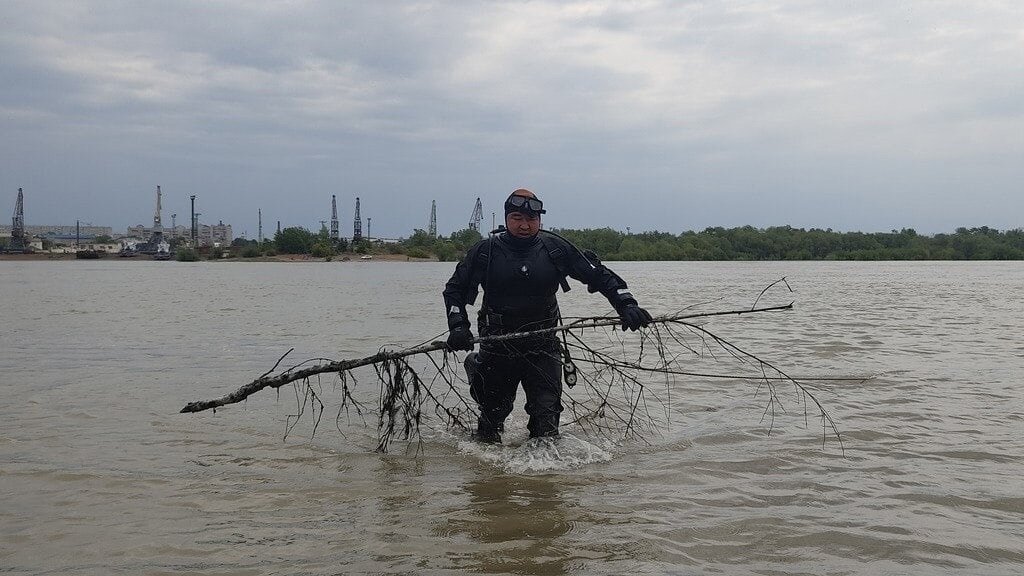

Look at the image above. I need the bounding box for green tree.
[176,247,199,261]
[449,228,483,251]
[353,238,372,254]
[552,228,623,259]
[405,229,436,248]
[275,227,315,254]
[434,241,458,261]
[395,224,1024,262]
[310,241,335,259]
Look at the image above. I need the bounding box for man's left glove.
[446,325,475,351]
[617,304,653,331]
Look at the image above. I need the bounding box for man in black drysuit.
[443,189,653,443]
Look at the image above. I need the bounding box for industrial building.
[0,224,113,240]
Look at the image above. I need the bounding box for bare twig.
[179,300,849,453]
[179,304,792,414]
[751,277,793,311]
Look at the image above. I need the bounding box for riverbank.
[0,252,438,262]
[247,253,438,263]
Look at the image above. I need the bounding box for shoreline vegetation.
[2,225,1022,262]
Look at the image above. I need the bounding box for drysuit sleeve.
[560,239,639,311]
[442,240,486,329]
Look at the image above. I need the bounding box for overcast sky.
[2,1,1021,238]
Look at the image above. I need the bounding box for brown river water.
[1,260,1022,575]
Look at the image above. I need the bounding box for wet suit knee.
[466,351,515,434]
[524,349,563,438]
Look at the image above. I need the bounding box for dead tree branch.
[179,303,792,414]
[179,300,850,453]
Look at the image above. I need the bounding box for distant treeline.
[144,224,1022,261]
[551,226,1024,261]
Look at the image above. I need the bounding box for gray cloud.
[2,0,1022,237]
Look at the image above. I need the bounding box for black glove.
[618,304,653,331]
[446,325,475,351]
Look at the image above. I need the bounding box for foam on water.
[454,432,615,473]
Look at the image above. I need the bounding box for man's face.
[505,211,541,238]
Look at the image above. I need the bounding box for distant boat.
[360,254,373,260]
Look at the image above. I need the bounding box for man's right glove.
[446,325,475,351]
[617,304,653,332]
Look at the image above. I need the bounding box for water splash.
[456,433,614,473]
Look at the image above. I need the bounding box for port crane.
[468,197,483,232]
[352,197,362,242]
[428,200,437,237]
[7,187,28,252]
[330,195,339,241]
